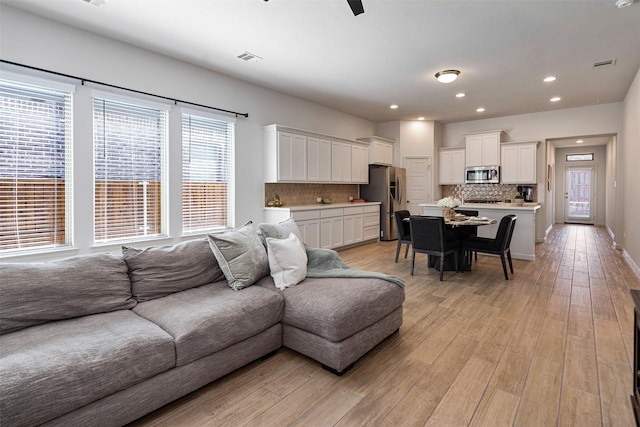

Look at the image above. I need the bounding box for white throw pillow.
[265,232,308,290]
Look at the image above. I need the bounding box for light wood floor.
[131,224,639,426]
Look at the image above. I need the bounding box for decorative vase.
[442,208,456,220]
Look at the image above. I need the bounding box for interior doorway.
[403,156,432,215]
[564,165,596,224]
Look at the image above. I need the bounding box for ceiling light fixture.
[435,70,460,83]
[576,139,584,144]
[456,93,466,98]
[544,76,557,82]
[83,0,106,5]
[390,104,398,109]
[418,117,425,121]
[476,107,485,113]
[550,97,561,102]
[615,0,634,8]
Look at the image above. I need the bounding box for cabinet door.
[517,144,536,183]
[277,132,307,181]
[331,141,352,182]
[481,133,500,166]
[307,137,331,182]
[298,219,320,248]
[371,141,393,165]
[451,150,466,184]
[500,145,519,184]
[439,151,453,184]
[320,217,344,248]
[351,144,369,183]
[343,214,363,245]
[465,135,483,167]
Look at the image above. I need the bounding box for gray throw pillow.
[207,221,269,291]
[123,239,224,302]
[258,217,302,241]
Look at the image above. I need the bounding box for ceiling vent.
[593,58,617,68]
[237,51,262,63]
[83,0,106,6]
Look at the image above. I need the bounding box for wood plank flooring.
[130,224,639,426]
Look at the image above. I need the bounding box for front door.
[564,165,595,224]
[404,156,432,215]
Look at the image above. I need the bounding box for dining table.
[405,214,497,272]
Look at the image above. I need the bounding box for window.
[182,111,234,233]
[566,153,594,162]
[0,76,72,253]
[93,95,168,243]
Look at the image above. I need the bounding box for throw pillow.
[258,218,302,243]
[265,232,308,290]
[207,221,269,290]
[123,239,224,302]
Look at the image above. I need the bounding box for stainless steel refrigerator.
[359,165,406,241]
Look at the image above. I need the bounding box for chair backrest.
[394,210,412,241]
[494,214,517,250]
[410,216,445,252]
[455,209,479,217]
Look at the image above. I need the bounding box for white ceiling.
[2,0,640,124]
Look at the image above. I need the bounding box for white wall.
[0,5,374,260]
[622,68,640,268]
[554,145,607,225]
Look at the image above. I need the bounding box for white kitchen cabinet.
[438,147,466,184]
[272,131,307,181]
[307,136,331,182]
[500,141,538,184]
[363,204,380,240]
[291,210,320,248]
[343,206,364,246]
[358,136,394,165]
[320,208,344,249]
[465,130,502,167]
[351,143,369,184]
[331,141,352,183]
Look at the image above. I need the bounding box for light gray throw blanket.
[305,246,405,288]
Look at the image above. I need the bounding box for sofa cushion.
[123,239,224,302]
[258,218,302,241]
[133,278,284,366]
[265,233,307,290]
[261,277,405,342]
[0,310,175,427]
[0,253,136,335]
[207,221,269,290]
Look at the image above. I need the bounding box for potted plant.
[437,196,461,219]
[515,195,525,206]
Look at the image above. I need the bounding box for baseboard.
[545,224,553,240]
[623,249,640,279]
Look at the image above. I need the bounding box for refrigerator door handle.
[397,175,403,204]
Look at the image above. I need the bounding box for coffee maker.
[517,186,534,202]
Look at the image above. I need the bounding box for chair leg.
[439,256,444,281]
[404,243,410,259]
[507,250,514,274]
[410,251,415,275]
[500,254,509,280]
[454,251,459,274]
[395,240,401,262]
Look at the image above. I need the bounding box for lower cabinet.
[264,204,380,249]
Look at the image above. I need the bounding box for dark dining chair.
[409,216,459,281]
[394,210,412,262]
[455,209,479,264]
[461,214,517,280]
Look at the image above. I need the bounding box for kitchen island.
[419,202,541,260]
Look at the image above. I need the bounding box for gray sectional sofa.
[0,226,404,427]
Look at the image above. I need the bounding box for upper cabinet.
[439,147,466,185]
[264,124,368,184]
[500,141,539,184]
[465,130,502,167]
[357,136,394,166]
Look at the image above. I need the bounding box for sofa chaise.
[0,222,404,427]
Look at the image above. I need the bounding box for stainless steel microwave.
[465,166,500,184]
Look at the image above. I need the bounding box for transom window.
[182,111,234,233]
[566,153,594,162]
[0,76,73,253]
[93,95,168,243]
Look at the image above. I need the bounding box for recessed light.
[576,139,584,144]
[456,93,466,98]
[417,117,425,121]
[390,104,398,109]
[435,70,460,83]
[476,107,485,113]
[550,97,561,102]
[544,76,557,82]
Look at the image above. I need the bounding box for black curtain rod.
[0,59,249,118]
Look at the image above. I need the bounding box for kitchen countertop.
[419,202,540,211]
[264,201,381,211]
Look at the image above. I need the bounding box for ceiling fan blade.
[347,0,364,16]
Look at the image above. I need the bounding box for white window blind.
[93,96,168,243]
[0,78,72,253]
[182,112,234,233]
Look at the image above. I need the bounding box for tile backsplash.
[265,183,359,206]
[442,184,537,202]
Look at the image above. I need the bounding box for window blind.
[0,78,72,253]
[182,112,234,233]
[93,96,167,243]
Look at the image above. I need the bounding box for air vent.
[593,58,617,68]
[83,0,106,6]
[237,51,262,63]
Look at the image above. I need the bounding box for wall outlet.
[316,197,322,203]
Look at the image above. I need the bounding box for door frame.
[563,164,596,224]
